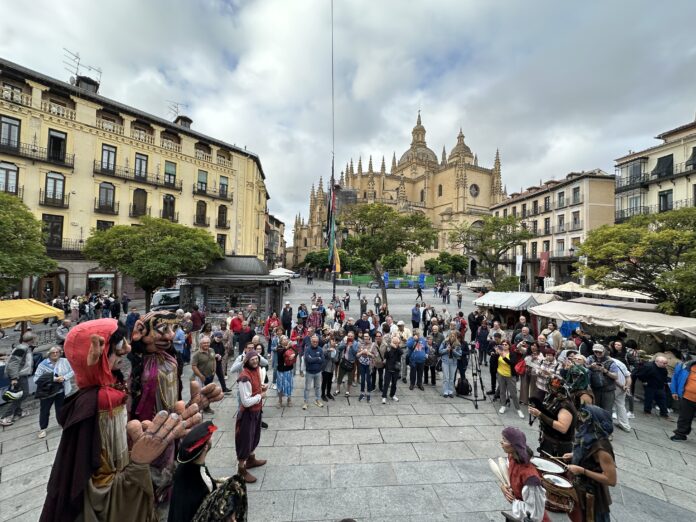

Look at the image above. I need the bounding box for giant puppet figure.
[129,311,223,516]
[40,318,203,522]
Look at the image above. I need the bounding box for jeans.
[675,397,696,437]
[382,370,399,398]
[337,364,355,389]
[497,374,520,410]
[359,364,372,393]
[215,359,229,392]
[371,367,384,391]
[424,364,436,385]
[400,352,409,381]
[0,376,29,419]
[304,372,322,402]
[410,362,424,387]
[39,392,65,430]
[321,371,333,398]
[442,361,457,396]
[644,385,668,416]
[614,388,631,430]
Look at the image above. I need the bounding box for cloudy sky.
[2,0,696,241]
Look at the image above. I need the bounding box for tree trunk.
[372,260,388,308]
[144,286,153,312]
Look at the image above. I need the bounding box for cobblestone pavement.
[2,282,695,521]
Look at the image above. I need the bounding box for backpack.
[456,377,471,396]
[283,347,297,367]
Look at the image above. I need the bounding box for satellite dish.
[69,76,76,85]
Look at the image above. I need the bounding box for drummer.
[529,376,577,458]
[563,405,617,522]
[499,427,551,522]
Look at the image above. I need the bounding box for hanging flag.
[326,163,337,268]
[333,243,341,273]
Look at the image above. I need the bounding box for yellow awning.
[0,299,64,328]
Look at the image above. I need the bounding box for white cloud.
[2,0,696,243]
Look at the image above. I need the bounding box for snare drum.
[541,473,577,513]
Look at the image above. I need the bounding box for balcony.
[1,185,23,200]
[195,150,213,162]
[93,160,183,190]
[569,194,584,206]
[39,189,69,208]
[569,220,583,231]
[193,215,210,227]
[94,198,119,215]
[159,210,179,223]
[644,198,695,216]
[41,101,76,120]
[45,237,84,252]
[1,86,32,107]
[615,173,649,193]
[550,249,577,259]
[555,199,567,210]
[96,118,124,135]
[161,139,182,153]
[131,128,155,144]
[192,183,234,201]
[129,204,151,218]
[217,156,233,169]
[0,140,75,167]
[216,219,231,229]
[615,206,649,223]
[553,224,566,234]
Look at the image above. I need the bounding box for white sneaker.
[627,412,635,419]
[612,412,617,419]
[382,398,387,404]
[302,403,308,410]
[392,396,399,402]
[517,410,524,419]
[498,406,506,414]
[271,384,277,390]
[38,430,46,439]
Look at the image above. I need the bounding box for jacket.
[321,345,339,373]
[304,345,324,374]
[384,347,403,372]
[5,343,33,379]
[632,361,669,389]
[439,341,462,363]
[406,337,428,365]
[281,307,293,326]
[670,360,696,398]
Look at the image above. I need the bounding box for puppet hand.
[128,411,182,464]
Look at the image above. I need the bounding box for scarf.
[572,404,613,465]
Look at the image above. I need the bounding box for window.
[503,209,508,218]
[557,239,565,256]
[196,200,207,221]
[420,189,425,202]
[217,205,228,225]
[557,215,565,232]
[96,220,114,231]
[532,220,538,233]
[438,184,443,197]
[164,161,176,187]
[531,242,538,258]
[522,203,527,217]
[98,182,115,209]
[162,194,176,220]
[572,211,580,228]
[543,240,550,252]
[544,196,551,211]
[216,234,226,252]
[45,172,65,200]
[533,200,539,214]
[434,236,439,250]
[197,170,208,192]
[557,191,565,207]
[47,130,67,162]
[627,162,643,181]
[512,206,517,217]
[219,176,229,197]
[628,195,641,210]
[0,162,18,194]
[572,187,580,204]
[101,144,116,171]
[495,211,499,217]
[658,189,673,212]
[0,115,20,148]
[42,214,63,248]
[134,153,148,179]
[132,188,148,216]
[544,217,550,234]
[521,243,527,257]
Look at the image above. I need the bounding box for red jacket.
[231,317,243,334]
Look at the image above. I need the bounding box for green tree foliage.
[381,252,408,271]
[449,215,533,286]
[578,207,696,316]
[424,252,468,276]
[84,217,222,311]
[343,203,437,305]
[494,275,520,292]
[0,193,57,295]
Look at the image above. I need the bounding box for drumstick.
[540,450,569,470]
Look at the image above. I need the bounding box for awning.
[651,155,673,178]
[686,147,696,168]
[0,298,64,328]
[569,297,658,312]
[473,291,560,311]
[545,282,653,301]
[529,301,696,343]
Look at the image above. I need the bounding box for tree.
[84,217,223,311]
[495,275,520,292]
[0,193,57,295]
[578,208,696,316]
[381,252,407,271]
[449,215,533,287]
[424,252,468,276]
[343,203,437,306]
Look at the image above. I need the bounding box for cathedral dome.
[448,128,474,163]
[398,112,438,166]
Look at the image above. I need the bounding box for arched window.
[0,162,18,194]
[217,205,228,226]
[303,238,308,247]
[438,184,443,197]
[420,189,425,202]
[196,200,207,218]
[162,194,175,220]
[98,182,115,207]
[132,188,147,216]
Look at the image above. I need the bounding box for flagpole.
[330,0,337,303]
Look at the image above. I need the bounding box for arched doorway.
[469,259,478,278]
[32,268,68,302]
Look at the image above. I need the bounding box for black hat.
[177,421,217,463]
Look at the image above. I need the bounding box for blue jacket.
[304,345,324,374]
[338,340,360,362]
[411,307,421,322]
[406,336,428,364]
[670,360,696,398]
[439,341,462,363]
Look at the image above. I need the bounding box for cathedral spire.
[310,183,315,198]
[474,153,478,166]
[494,149,501,172]
[368,155,373,173]
[391,152,397,174]
[339,170,345,186]
[411,111,426,146]
[357,156,363,176]
[441,145,447,166]
[417,110,422,126]
[349,158,355,176]
[317,176,324,193]
[380,155,386,175]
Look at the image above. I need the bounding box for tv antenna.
[63,48,102,83]
[166,100,188,119]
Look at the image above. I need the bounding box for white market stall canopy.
[473,292,560,311]
[569,297,658,312]
[269,268,294,278]
[545,282,653,301]
[529,301,696,343]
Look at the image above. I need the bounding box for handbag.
[514,358,527,376]
[340,345,354,371]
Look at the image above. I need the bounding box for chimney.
[75,75,99,93]
[174,115,192,129]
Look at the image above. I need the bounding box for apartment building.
[614,115,696,223]
[0,58,269,300]
[491,170,615,291]
[265,214,286,268]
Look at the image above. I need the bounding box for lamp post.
[568,246,575,284]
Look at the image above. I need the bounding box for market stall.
[473,291,560,332]
[0,298,64,330]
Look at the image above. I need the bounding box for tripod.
[458,342,487,409]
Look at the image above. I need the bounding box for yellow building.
[491,170,615,291]
[614,115,696,223]
[292,113,506,271]
[0,58,269,300]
